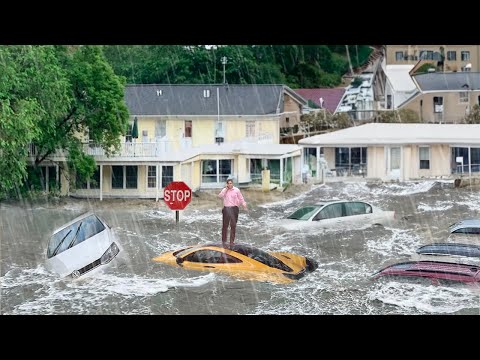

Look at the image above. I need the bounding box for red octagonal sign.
[163,181,192,210]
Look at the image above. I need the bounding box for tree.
[0,45,129,195]
[463,104,480,124]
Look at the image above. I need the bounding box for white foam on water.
[1,264,216,315]
[366,228,422,257]
[368,280,480,314]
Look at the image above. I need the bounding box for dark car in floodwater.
[448,219,480,244]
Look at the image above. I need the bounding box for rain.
[1,181,479,315]
[1,45,480,315]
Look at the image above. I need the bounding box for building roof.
[182,142,301,162]
[293,88,346,113]
[299,123,480,146]
[413,72,480,91]
[125,84,306,116]
[385,65,416,91]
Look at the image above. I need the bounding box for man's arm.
[218,187,227,198]
[237,190,247,209]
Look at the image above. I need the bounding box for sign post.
[163,181,192,224]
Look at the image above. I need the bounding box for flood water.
[1,181,479,315]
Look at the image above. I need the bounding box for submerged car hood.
[45,231,114,277]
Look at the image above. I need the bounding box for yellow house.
[70,84,306,200]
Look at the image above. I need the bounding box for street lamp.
[221,56,227,84]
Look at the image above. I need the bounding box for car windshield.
[287,206,322,220]
[47,214,106,258]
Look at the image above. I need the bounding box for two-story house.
[71,84,306,200]
[398,72,480,123]
[386,45,480,72]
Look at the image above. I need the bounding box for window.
[447,51,456,61]
[112,166,124,189]
[162,166,173,188]
[112,166,138,189]
[315,203,344,220]
[185,120,192,138]
[459,92,468,103]
[215,121,224,137]
[125,122,133,142]
[395,51,403,61]
[147,166,156,188]
[461,51,470,61]
[201,159,231,183]
[419,51,433,60]
[155,120,166,138]
[203,89,210,98]
[246,121,255,138]
[419,146,430,169]
[345,202,369,216]
[433,97,443,113]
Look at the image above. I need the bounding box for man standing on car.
[218,178,247,246]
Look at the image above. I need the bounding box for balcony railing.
[83,141,174,157]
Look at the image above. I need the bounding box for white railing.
[244,133,274,144]
[83,141,174,157]
[28,144,66,158]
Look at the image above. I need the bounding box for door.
[389,147,401,179]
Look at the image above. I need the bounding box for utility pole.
[345,45,353,76]
[221,56,228,84]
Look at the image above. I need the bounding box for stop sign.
[163,181,192,210]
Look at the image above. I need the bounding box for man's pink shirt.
[218,187,246,207]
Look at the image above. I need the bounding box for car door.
[311,203,345,227]
[344,201,372,226]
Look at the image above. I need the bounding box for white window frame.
[246,121,255,138]
[419,146,430,170]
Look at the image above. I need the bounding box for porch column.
[46,166,49,193]
[100,164,103,201]
[280,157,284,187]
[316,146,321,180]
[468,147,472,177]
[156,164,159,202]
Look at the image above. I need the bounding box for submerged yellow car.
[152,243,318,284]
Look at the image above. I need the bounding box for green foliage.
[103,45,371,89]
[67,142,96,186]
[463,104,480,124]
[376,109,421,123]
[414,63,436,74]
[351,77,363,87]
[0,45,129,194]
[332,112,354,129]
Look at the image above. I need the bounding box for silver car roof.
[448,218,480,232]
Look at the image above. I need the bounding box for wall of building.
[386,45,480,71]
[283,94,302,129]
[401,91,480,123]
[367,147,386,179]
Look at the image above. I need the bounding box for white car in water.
[279,200,395,231]
[45,212,122,279]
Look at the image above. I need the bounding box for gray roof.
[414,72,480,91]
[125,84,306,116]
[299,123,480,146]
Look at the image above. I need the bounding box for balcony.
[83,141,174,158]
